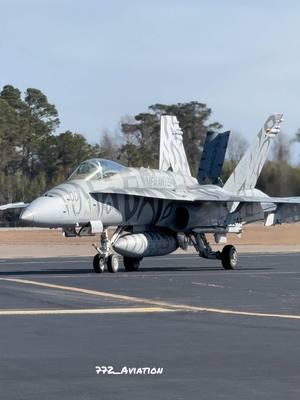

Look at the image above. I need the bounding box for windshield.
[68,159,127,181]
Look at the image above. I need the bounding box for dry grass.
[0,223,300,245]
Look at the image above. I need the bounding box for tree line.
[1,84,300,225]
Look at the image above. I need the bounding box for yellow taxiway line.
[2,277,300,320]
[0,307,173,316]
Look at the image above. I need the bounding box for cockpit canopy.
[68,159,127,181]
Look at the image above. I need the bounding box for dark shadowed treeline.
[222,129,300,196]
[1,84,300,225]
[119,102,221,175]
[0,85,102,205]
[0,86,221,206]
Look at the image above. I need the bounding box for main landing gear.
[221,244,238,269]
[190,233,238,270]
[123,256,143,272]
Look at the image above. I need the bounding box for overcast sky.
[1,0,300,160]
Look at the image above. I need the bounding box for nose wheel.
[93,254,105,273]
[107,254,119,273]
[93,254,119,273]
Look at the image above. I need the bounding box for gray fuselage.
[20,166,238,232]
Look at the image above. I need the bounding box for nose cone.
[19,209,34,222]
[20,196,67,227]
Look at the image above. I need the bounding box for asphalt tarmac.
[0,253,300,399]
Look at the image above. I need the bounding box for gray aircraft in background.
[5,113,300,273]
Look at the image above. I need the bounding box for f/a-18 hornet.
[15,113,300,273]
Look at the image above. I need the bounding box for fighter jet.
[17,113,300,273]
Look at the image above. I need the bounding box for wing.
[0,202,28,211]
[91,186,300,204]
[91,188,195,201]
[91,186,300,226]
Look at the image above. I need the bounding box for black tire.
[107,254,119,273]
[93,254,105,273]
[123,256,142,272]
[221,245,238,270]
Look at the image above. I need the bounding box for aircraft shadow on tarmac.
[0,268,93,276]
[0,265,273,276]
[132,266,273,272]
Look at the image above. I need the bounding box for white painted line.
[0,307,173,316]
[188,307,300,320]
[2,277,300,321]
[192,282,224,288]
[239,254,296,258]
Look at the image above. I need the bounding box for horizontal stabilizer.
[264,203,300,226]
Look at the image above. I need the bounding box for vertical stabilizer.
[197,131,230,185]
[159,115,191,176]
[224,114,283,194]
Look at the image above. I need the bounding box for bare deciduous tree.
[226,131,248,163]
[270,133,290,163]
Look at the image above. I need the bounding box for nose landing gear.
[107,254,119,273]
[123,256,143,272]
[93,254,105,273]
[92,228,124,273]
[93,253,119,273]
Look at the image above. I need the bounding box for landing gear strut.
[92,228,123,273]
[190,233,238,270]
